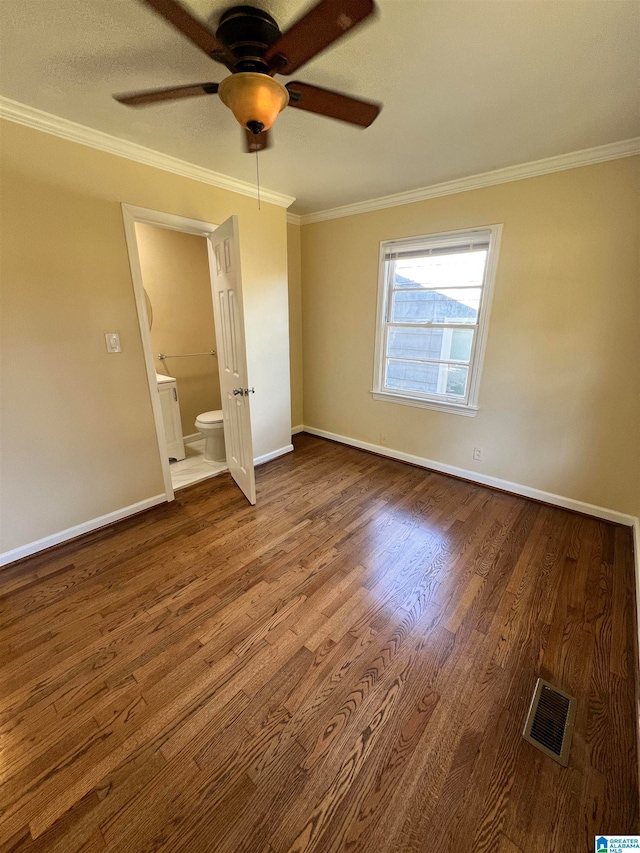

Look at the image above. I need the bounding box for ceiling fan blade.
[244,128,271,152]
[265,0,375,75]
[114,82,219,107]
[286,81,380,127]
[140,0,236,68]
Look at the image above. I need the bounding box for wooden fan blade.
[140,0,236,68]
[265,0,375,75]
[244,128,271,152]
[286,81,380,127]
[114,82,219,107]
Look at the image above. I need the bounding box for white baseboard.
[183,433,202,445]
[291,425,304,435]
[254,444,294,467]
[302,425,638,528]
[0,494,167,568]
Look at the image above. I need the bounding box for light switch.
[105,332,121,353]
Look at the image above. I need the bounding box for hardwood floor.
[0,433,637,852]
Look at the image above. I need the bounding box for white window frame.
[372,224,502,417]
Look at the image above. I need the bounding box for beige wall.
[300,157,640,518]
[0,119,291,555]
[135,223,221,436]
[287,222,303,428]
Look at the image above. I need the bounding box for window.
[372,225,501,416]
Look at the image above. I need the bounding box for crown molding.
[0,96,296,209]
[2,95,637,222]
[298,137,640,225]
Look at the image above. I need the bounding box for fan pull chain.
[255,150,261,211]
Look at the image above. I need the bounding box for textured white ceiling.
[1,0,638,213]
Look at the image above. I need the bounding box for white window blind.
[383,235,491,260]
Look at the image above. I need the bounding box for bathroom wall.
[0,118,292,557]
[135,223,221,438]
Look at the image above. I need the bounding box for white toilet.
[194,410,226,462]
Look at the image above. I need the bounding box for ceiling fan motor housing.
[216,6,282,72]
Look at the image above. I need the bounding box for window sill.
[371,390,478,417]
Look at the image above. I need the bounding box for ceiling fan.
[114,0,382,152]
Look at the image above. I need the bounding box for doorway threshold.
[170,439,228,490]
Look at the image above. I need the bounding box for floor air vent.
[522,678,576,766]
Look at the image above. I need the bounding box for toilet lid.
[196,410,223,425]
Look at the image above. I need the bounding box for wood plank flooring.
[0,433,637,852]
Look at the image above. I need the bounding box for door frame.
[121,203,222,503]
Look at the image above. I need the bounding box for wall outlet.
[473,447,482,461]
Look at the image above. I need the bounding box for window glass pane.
[444,364,469,396]
[387,327,473,362]
[394,249,487,290]
[385,359,469,398]
[450,328,473,361]
[391,288,480,324]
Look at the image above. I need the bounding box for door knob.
[244,387,255,395]
[233,388,243,396]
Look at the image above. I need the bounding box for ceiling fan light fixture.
[218,72,289,133]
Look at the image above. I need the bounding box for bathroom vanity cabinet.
[156,374,186,462]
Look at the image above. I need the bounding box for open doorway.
[135,222,225,491]
[122,205,256,505]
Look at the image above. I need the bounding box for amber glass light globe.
[218,73,289,132]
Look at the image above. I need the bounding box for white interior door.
[209,216,256,505]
